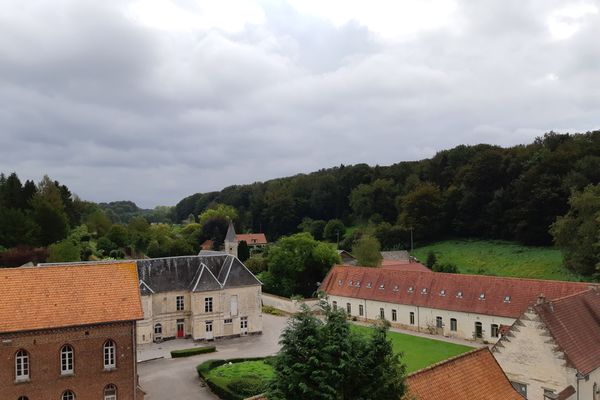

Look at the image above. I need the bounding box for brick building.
[0,262,144,400]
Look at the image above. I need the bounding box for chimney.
[537,294,546,305]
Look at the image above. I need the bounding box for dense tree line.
[174,131,600,249]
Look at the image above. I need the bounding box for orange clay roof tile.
[0,262,143,333]
[405,348,523,400]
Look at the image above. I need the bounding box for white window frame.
[205,297,213,313]
[391,309,397,322]
[62,390,75,400]
[176,295,184,311]
[379,308,385,320]
[60,344,74,375]
[436,316,443,329]
[15,350,29,381]
[103,340,116,370]
[358,304,364,316]
[240,316,248,329]
[154,323,162,335]
[450,318,457,332]
[491,324,499,338]
[346,303,351,314]
[104,384,117,400]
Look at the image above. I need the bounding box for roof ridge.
[542,288,596,304]
[407,347,486,378]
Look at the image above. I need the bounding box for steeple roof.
[225,220,237,242]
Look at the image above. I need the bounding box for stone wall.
[262,293,320,314]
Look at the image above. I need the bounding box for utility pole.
[410,226,414,254]
[336,230,340,249]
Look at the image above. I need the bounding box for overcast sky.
[1,0,599,207]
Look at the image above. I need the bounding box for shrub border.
[170,345,216,358]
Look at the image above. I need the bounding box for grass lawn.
[350,324,473,373]
[412,239,584,281]
[205,360,274,397]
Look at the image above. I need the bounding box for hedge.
[170,345,216,358]
[196,357,274,400]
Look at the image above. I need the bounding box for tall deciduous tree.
[352,234,382,267]
[551,184,600,276]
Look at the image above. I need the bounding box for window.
[366,282,372,288]
[408,286,414,293]
[421,288,428,295]
[240,317,248,329]
[205,297,213,313]
[60,345,74,375]
[224,318,232,324]
[104,340,116,369]
[475,322,483,338]
[338,279,343,286]
[436,316,443,329]
[450,318,457,331]
[176,296,184,311]
[104,384,117,400]
[392,309,397,322]
[409,312,415,325]
[543,388,556,399]
[393,285,399,292]
[504,295,511,303]
[379,308,385,320]
[154,323,162,335]
[355,281,361,288]
[18,397,29,400]
[491,324,499,338]
[358,304,364,316]
[439,289,446,296]
[511,382,527,397]
[62,390,75,400]
[15,350,29,381]
[479,293,486,300]
[332,301,337,310]
[456,291,463,298]
[348,280,353,287]
[379,283,385,290]
[346,303,351,314]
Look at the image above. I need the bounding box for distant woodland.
[1,130,599,277]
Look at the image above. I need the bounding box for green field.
[350,324,473,373]
[412,239,583,281]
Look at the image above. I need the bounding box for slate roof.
[136,255,261,295]
[320,265,592,318]
[0,262,143,333]
[534,289,600,374]
[405,348,523,400]
[225,221,237,242]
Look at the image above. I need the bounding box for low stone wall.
[262,293,320,314]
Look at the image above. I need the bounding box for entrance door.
[475,322,483,338]
[240,316,248,335]
[177,319,185,338]
[205,321,214,340]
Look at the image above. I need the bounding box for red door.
[177,321,185,338]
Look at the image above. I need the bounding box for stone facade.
[0,322,141,400]
[136,255,262,344]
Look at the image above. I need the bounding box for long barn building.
[320,265,594,343]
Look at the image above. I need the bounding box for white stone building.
[320,265,593,343]
[493,289,600,400]
[136,255,262,344]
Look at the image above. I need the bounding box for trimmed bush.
[170,345,216,358]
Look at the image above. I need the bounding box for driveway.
[138,314,288,400]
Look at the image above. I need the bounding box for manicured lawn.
[203,359,274,398]
[350,324,473,373]
[412,239,584,281]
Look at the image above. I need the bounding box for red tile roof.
[236,233,268,245]
[405,348,523,400]
[200,239,214,250]
[0,262,143,333]
[380,260,431,272]
[320,265,592,318]
[535,289,600,374]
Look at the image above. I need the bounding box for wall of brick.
[0,322,139,400]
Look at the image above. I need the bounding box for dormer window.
[338,280,343,286]
[457,291,463,298]
[421,288,428,295]
[355,281,361,288]
[440,289,446,296]
[379,284,385,290]
[504,295,511,303]
[479,293,486,300]
[408,286,414,293]
[393,285,399,292]
[366,282,372,288]
[348,280,353,287]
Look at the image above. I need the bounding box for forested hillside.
[175,131,600,246]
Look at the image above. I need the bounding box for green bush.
[262,305,284,316]
[170,345,216,358]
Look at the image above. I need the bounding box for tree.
[238,240,250,261]
[85,209,112,237]
[551,184,600,276]
[323,219,346,243]
[47,240,81,263]
[349,179,398,223]
[267,304,406,400]
[352,235,382,267]
[298,218,326,241]
[397,182,445,241]
[245,255,267,274]
[0,208,39,247]
[198,204,238,228]
[426,251,437,268]
[107,224,130,248]
[263,233,340,297]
